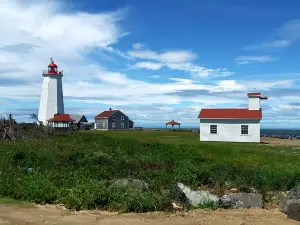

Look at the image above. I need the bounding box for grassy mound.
[0,131,300,212]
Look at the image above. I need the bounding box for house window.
[112,116,116,120]
[112,123,115,128]
[121,116,124,120]
[210,125,217,134]
[241,125,248,135]
[121,123,124,128]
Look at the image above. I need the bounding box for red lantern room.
[43,58,63,76]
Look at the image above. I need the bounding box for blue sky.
[1,0,300,128]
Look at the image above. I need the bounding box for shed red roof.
[48,114,74,122]
[166,120,180,125]
[198,108,262,119]
[95,110,118,118]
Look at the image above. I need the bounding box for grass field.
[0,130,300,212]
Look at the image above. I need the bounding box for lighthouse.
[37,58,65,125]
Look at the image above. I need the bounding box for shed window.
[112,123,115,128]
[121,116,124,120]
[121,123,124,128]
[241,125,248,135]
[210,125,217,134]
[112,116,116,120]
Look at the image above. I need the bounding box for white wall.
[200,119,261,143]
[38,74,65,125]
[248,97,260,110]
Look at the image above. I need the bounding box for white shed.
[198,92,268,143]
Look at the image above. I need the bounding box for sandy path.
[0,204,298,225]
[261,137,300,146]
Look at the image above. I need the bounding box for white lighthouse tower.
[37,58,65,125]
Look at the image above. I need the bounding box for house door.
[103,123,105,129]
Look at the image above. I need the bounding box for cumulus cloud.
[0,0,127,82]
[0,0,299,128]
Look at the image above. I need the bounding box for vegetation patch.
[0,130,300,212]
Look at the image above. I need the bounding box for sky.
[1,0,300,128]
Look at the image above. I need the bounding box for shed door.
[103,123,105,129]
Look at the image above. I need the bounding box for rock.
[249,188,258,193]
[175,182,219,207]
[219,193,263,209]
[219,194,245,209]
[110,178,149,191]
[279,188,300,213]
[286,199,300,221]
[237,187,258,193]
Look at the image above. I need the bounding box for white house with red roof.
[198,93,268,143]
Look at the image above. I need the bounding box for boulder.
[175,182,219,207]
[279,188,300,213]
[219,193,263,209]
[110,178,149,191]
[286,199,300,221]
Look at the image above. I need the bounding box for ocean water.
[261,129,300,136]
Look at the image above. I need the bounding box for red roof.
[48,114,74,122]
[48,61,57,68]
[95,110,118,118]
[166,120,180,125]
[198,108,262,119]
[248,92,261,96]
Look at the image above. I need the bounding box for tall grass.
[0,131,300,211]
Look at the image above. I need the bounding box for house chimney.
[109,107,112,111]
[247,92,268,110]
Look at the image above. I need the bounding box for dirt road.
[0,204,298,225]
[261,137,300,146]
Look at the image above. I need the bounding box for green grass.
[0,130,300,212]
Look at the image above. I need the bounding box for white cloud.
[150,75,160,78]
[278,20,300,40]
[128,49,197,63]
[132,43,144,50]
[234,55,278,64]
[133,61,163,70]
[0,0,127,81]
[243,20,300,51]
[0,1,298,128]
[167,62,233,77]
[132,61,233,77]
[243,40,293,51]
